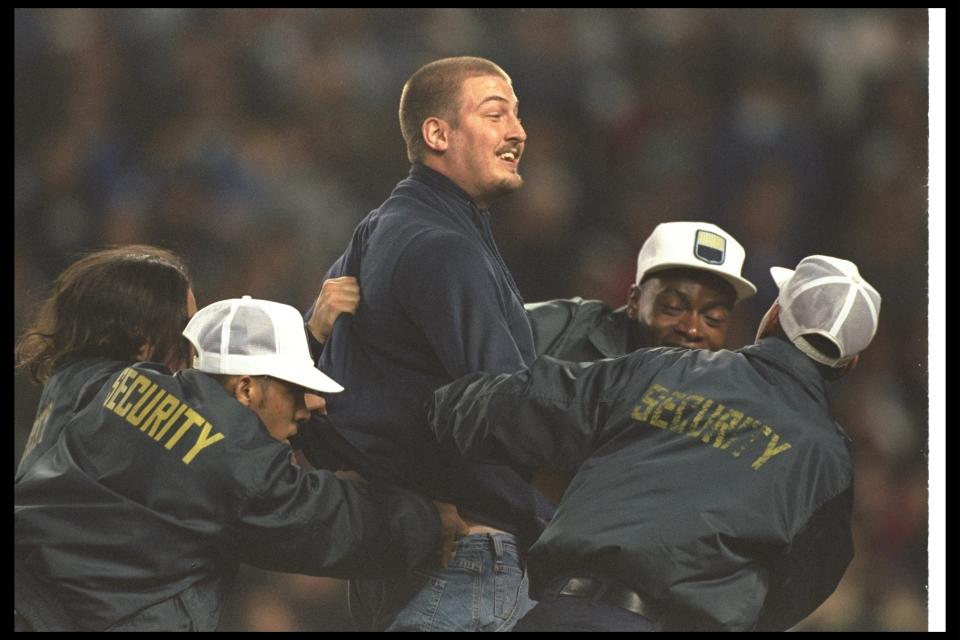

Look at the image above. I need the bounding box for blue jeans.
[348,533,534,632]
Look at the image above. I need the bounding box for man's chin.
[478,175,524,207]
[497,174,524,193]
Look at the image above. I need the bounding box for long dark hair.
[16,245,193,384]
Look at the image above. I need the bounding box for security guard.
[525,221,756,361]
[15,248,465,631]
[429,255,881,631]
[524,221,755,502]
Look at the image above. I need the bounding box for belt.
[548,577,661,621]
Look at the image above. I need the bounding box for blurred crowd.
[14,9,932,631]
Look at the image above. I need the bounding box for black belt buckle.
[554,576,661,622]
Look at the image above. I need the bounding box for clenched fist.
[307,276,361,345]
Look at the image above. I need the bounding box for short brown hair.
[399,56,512,164]
[16,245,193,384]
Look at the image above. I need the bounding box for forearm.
[237,469,440,578]
[755,488,854,630]
[429,360,602,471]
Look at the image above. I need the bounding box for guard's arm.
[429,352,657,470]
[753,488,855,631]
[230,449,446,578]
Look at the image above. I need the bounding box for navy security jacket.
[526,297,630,360]
[430,338,854,631]
[15,358,440,631]
[306,163,553,546]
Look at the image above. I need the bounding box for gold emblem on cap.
[694,230,726,264]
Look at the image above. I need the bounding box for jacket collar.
[740,337,829,407]
[409,163,478,209]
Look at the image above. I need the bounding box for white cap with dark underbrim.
[770,255,882,368]
[635,221,757,302]
[183,296,343,394]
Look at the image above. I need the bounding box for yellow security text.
[103,368,224,465]
[631,383,791,470]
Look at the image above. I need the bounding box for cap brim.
[644,263,757,301]
[725,275,758,302]
[276,366,344,394]
[770,266,794,289]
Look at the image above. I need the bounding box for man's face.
[627,269,737,351]
[444,74,526,208]
[251,376,317,445]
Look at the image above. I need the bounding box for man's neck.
[411,162,475,204]
[626,318,645,352]
[416,159,483,208]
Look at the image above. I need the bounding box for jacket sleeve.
[524,299,577,357]
[428,352,660,471]
[395,230,530,377]
[230,447,441,578]
[753,487,854,631]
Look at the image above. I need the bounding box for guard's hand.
[335,469,367,482]
[431,500,469,569]
[307,277,360,345]
[530,468,574,505]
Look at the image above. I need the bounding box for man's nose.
[294,394,321,423]
[675,315,703,339]
[305,393,326,415]
[507,114,526,143]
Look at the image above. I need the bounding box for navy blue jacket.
[430,338,854,631]
[15,359,441,631]
[306,163,553,544]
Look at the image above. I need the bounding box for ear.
[422,117,449,153]
[233,375,257,408]
[626,285,641,320]
[755,301,781,343]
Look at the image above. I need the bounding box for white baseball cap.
[183,296,343,394]
[635,221,757,302]
[770,255,881,368]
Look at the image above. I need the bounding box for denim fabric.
[349,533,534,632]
[512,595,659,632]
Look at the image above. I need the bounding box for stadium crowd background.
[15,9,934,631]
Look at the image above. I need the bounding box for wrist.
[304,322,324,360]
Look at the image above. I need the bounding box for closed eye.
[703,307,731,327]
